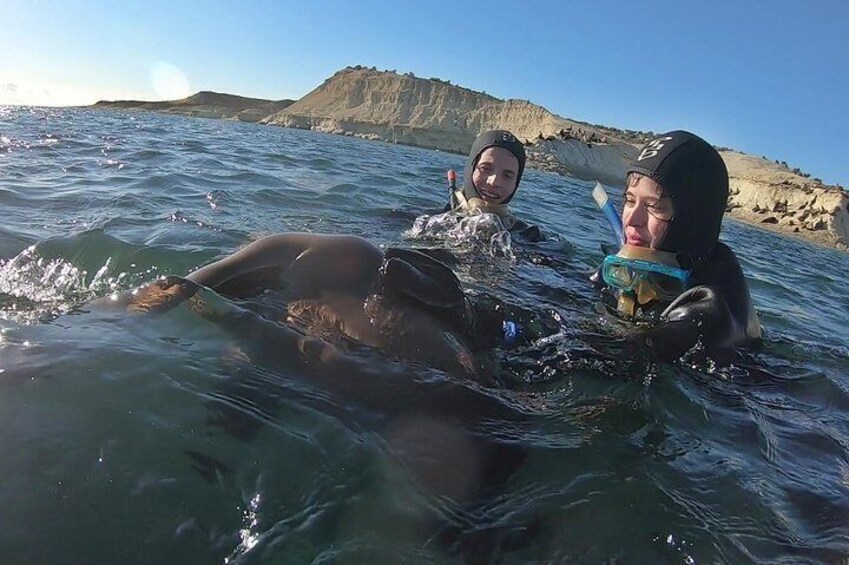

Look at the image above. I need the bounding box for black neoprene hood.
[462,130,527,205]
[626,130,729,266]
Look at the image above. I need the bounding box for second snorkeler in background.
[444,129,544,242]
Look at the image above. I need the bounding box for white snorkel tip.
[591,181,625,246]
[592,181,608,208]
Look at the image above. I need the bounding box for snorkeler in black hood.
[444,129,544,242]
[594,130,762,360]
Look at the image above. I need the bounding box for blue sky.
[2,0,847,186]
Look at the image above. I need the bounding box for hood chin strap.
[452,190,517,230]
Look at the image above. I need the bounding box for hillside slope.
[93,91,295,122]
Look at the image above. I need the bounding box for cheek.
[471,169,484,188]
[648,217,668,241]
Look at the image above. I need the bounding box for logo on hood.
[637,136,674,161]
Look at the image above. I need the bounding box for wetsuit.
[441,198,544,243]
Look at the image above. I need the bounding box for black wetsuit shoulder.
[689,242,753,328]
[510,218,544,243]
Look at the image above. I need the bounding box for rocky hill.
[92,91,295,122]
[262,67,848,250]
[261,67,636,186]
[91,68,848,250]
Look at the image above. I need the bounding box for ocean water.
[1,106,848,564]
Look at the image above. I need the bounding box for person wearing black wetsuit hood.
[594,130,761,360]
[443,129,544,242]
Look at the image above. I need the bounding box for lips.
[626,235,646,246]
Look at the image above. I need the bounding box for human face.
[471,147,519,204]
[622,174,674,248]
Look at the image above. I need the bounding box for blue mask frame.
[602,254,691,299]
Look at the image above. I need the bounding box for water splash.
[405,210,514,260]
[225,492,263,563]
[0,245,124,324]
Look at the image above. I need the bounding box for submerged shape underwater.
[1,107,849,564]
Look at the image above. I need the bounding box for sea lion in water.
[128,233,481,379]
[95,234,546,559]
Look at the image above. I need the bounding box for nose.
[623,203,647,226]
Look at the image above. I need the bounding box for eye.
[647,201,673,219]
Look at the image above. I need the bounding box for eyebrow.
[625,189,664,202]
[476,160,517,176]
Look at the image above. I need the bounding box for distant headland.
[91,66,849,251]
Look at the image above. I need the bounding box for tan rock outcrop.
[264,67,848,250]
[721,151,849,249]
[525,138,637,187]
[262,67,626,151]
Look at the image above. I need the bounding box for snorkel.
[447,169,457,196]
[592,182,625,246]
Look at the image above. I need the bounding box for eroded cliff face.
[525,138,637,187]
[721,152,849,249]
[262,68,616,152]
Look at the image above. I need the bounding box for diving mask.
[602,245,690,316]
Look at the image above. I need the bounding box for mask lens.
[649,272,686,298]
[603,257,637,291]
[602,255,689,299]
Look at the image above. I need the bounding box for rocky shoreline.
[90,67,849,251]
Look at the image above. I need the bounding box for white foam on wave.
[0,246,126,324]
[404,210,515,260]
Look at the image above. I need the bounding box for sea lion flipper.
[120,276,201,315]
[382,248,464,309]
